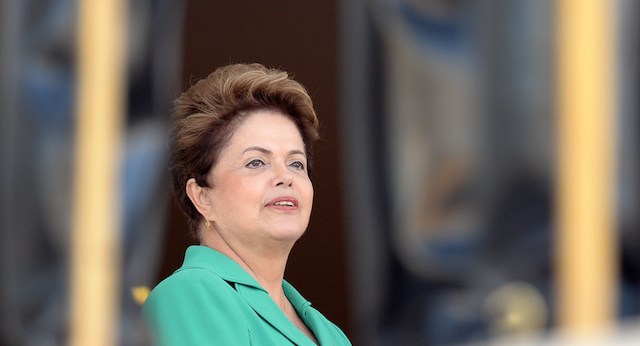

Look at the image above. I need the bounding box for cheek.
[231,177,266,206]
[212,177,254,207]
[303,180,314,207]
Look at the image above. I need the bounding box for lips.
[267,196,299,208]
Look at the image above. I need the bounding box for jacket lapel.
[235,284,315,345]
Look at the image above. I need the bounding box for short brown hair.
[169,63,319,239]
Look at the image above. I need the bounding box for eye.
[290,160,305,170]
[246,159,265,169]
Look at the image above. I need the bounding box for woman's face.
[205,110,313,249]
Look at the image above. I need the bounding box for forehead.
[229,110,304,147]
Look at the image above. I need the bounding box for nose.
[274,163,293,187]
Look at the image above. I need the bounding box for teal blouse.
[142,245,351,345]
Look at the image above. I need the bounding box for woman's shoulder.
[145,266,236,304]
[141,267,251,344]
[142,260,245,320]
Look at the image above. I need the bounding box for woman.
[142,63,351,345]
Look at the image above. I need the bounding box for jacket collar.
[181,245,262,290]
[180,246,317,345]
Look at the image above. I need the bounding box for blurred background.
[1,0,639,345]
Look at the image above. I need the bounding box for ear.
[185,178,214,221]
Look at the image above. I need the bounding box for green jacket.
[142,245,351,345]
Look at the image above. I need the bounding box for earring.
[205,219,210,228]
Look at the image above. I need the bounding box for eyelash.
[246,159,265,168]
[245,159,305,170]
[290,161,305,170]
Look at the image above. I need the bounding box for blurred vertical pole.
[0,0,24,342]
[71,0,125,345]
[556,0,618,334]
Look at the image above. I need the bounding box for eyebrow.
[242,146,306,157]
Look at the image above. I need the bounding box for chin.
[272,226,307,242]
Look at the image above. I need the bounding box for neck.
[201,228,292,302]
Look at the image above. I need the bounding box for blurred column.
[0,0,24,342]
[555,0,618,334]
[71,0,126,345]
